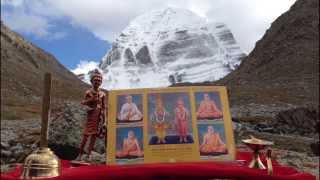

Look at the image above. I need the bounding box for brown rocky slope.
[1,22,89,120]
[220,0,319,107]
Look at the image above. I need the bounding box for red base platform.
[1,151,315,180]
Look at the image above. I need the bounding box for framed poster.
[106,86,235,164]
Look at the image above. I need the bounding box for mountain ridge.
[218,0,319,106]
[1,22,89,120]
[97,7,245,89]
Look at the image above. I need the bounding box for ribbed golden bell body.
[21,148,61,179]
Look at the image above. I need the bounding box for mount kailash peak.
[86,7,246,89]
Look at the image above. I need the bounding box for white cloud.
[205,0,296,53]
[1,0,66,39]
[2,11,51,37]
[71,60,99,75]
[1,0,296,52]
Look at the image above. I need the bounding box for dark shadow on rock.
[49,144,79,160]
[310,141,319,156]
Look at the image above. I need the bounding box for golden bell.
[20,147,61,179]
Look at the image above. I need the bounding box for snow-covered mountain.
[98,7,245,89]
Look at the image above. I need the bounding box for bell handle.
[40,73,52,148]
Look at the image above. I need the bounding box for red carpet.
[2,151,315,180]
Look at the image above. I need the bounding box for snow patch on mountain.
[99,7,245,89]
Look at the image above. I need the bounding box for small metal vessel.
[242,136,273,171]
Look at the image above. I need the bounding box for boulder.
[48,102,106,158]
[272,107,319,137]
[90,151,106,164]
[1,142,10,149]
[1,150,12,157]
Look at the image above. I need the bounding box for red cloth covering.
[2,151,315,180]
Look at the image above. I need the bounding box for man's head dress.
[90,69,103,83]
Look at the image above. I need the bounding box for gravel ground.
[1,119,319,178]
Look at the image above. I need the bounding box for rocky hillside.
[1,22,89,120]
[219,0,319,107]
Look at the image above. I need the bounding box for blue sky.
[28,21,110,69]
[1,0,296,73]
[1,6,110,69]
